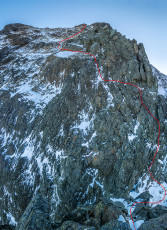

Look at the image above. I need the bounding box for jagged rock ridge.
[0,22,167,229]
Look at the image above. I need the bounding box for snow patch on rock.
[152,65,167,97]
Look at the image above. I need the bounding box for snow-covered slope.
[0,23,167,230]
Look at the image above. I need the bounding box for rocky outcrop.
[138,213,167,230]
[0,22,167,229]
[148,205,167,219]
[16,194,52,230]
[101,220,131,230]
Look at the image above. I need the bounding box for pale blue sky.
[0,0,167,74]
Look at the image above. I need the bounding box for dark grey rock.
[5,34,31,47]
[148,205,167,219]
[0,22,166,229]
[135,191,153,202]
[100,220,131,230]
[0,225,15,230]
[16,194,52,230]
[57,221,96,230]
[138,213,167,230]
[2,23,33,34]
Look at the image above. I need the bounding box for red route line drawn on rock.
[58,24,166,230]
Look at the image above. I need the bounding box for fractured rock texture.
[0,22,167,229]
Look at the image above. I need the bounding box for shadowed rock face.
[138,213,167,230]
[0,22,167,229]
[15,194,52,230]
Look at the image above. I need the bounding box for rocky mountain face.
[0,22,167,230]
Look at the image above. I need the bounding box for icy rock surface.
[0,22,167,229]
